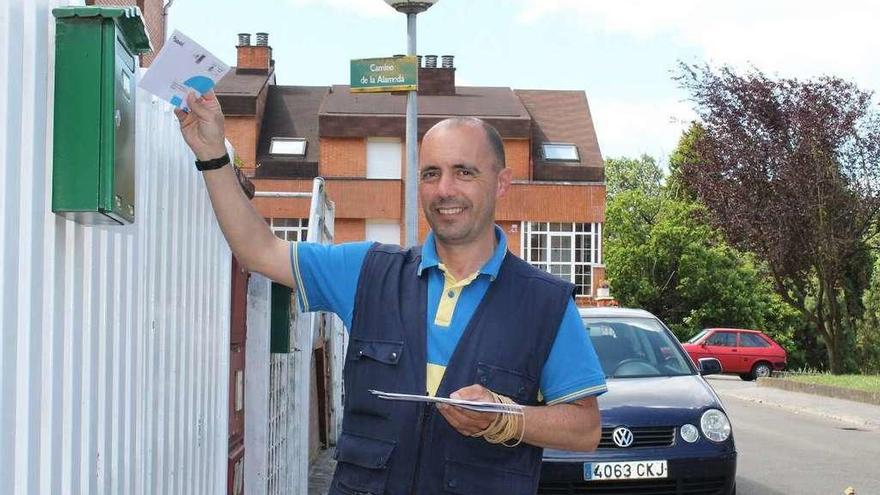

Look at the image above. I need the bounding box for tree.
[855,254,880,373]
[605,155,664,199]
[675,63,880,373]
[603,156,798,345]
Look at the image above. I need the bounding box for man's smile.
[437,207,466,216]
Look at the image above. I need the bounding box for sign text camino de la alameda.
[350,56,418,93]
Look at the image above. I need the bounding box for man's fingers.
[187,92,216,120]
[438,405,474,435]
[173,107,188,123]
[438,404,495,436]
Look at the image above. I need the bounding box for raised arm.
[175,91,294,288]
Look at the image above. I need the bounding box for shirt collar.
[418,225,507,281]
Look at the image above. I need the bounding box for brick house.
[86,0,167,66]
[217,34,607,304]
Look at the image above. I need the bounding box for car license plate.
[584,460,668,481]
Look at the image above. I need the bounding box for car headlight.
[700,409,731,442]
[680,423,699,443]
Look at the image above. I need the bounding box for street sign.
[350,56,418,93]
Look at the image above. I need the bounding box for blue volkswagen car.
[539,308,737,495]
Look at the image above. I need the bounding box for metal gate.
[245,178,344,495]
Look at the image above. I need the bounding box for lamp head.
[383,0,438,14]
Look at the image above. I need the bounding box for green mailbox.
[52,7,151,225]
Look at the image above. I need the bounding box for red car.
[682,328,787,381]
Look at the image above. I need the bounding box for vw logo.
[612,427,634,448]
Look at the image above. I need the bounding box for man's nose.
[436,171,457,197]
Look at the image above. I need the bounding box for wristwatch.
[195,153,230,171]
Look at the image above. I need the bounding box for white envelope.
[138,30,230,111]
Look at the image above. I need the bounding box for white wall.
[0,1,232,493]
[366,137,402,179]
[365,219,401,245]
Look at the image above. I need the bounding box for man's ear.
[496,167,513,198]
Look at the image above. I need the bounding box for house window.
[365,219,401,245]
[366,137,402,179]
[269,218,309,242]
[522,222,602,296]
[270,137,307,156]
[541,143,580,162]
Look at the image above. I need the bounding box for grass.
[784,374,880,394]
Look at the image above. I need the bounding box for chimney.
[236,32,272,74]
[418,54,455,96]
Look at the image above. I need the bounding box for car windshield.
[687,329,709,343]
[583,316,695,378]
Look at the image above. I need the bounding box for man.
[176,91,605,494]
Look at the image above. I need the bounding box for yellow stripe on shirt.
[434,264,479,327]
[427,363,447,397]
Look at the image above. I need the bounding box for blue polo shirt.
[290,226,606,405]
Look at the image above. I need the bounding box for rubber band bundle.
[471,391,525,447]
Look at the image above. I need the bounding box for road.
[707,376,880,495]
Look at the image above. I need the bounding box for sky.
[167,0,880,163]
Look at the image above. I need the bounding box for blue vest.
[330,243,574,495]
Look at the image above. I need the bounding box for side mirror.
[700,340,709,348]
[698,357,723,376]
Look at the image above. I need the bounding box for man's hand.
[438,386,601,451]
[174,91,227,161]
[437,384,499,437]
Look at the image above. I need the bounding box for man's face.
[418,124,512,245]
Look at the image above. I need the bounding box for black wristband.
[195,153,230,171]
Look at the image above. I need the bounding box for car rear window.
[739,332,771,347]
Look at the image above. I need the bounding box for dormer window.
[270,137,307,156]
[541,143,580,162]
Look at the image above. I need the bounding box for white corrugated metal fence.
[0,0,233,493]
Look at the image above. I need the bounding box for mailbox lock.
[114,109,122,129]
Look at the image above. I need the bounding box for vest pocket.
[334,432,396,495]
[346,338,405,417]
[349,338,404,365]
[442,458,535,494]
[475,362,537,404]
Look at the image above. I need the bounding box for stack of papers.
[370,390,524,414]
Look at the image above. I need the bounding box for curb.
[720,391,879,430]
[757,377,880,406]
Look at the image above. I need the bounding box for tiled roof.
[256,85,327,176]
[515,89,604,170]
[320,85,530,118]
[215,67,274,115]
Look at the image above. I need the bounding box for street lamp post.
[384,0,439,247]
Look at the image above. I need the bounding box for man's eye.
[421,171,438,180]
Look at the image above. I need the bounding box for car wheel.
[739,373,753,381]
[751,362,772,380]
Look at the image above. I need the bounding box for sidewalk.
[710,377,880,431]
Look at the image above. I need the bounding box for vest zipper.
[410,401,433,494]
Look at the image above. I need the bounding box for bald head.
[424,117,506,171]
